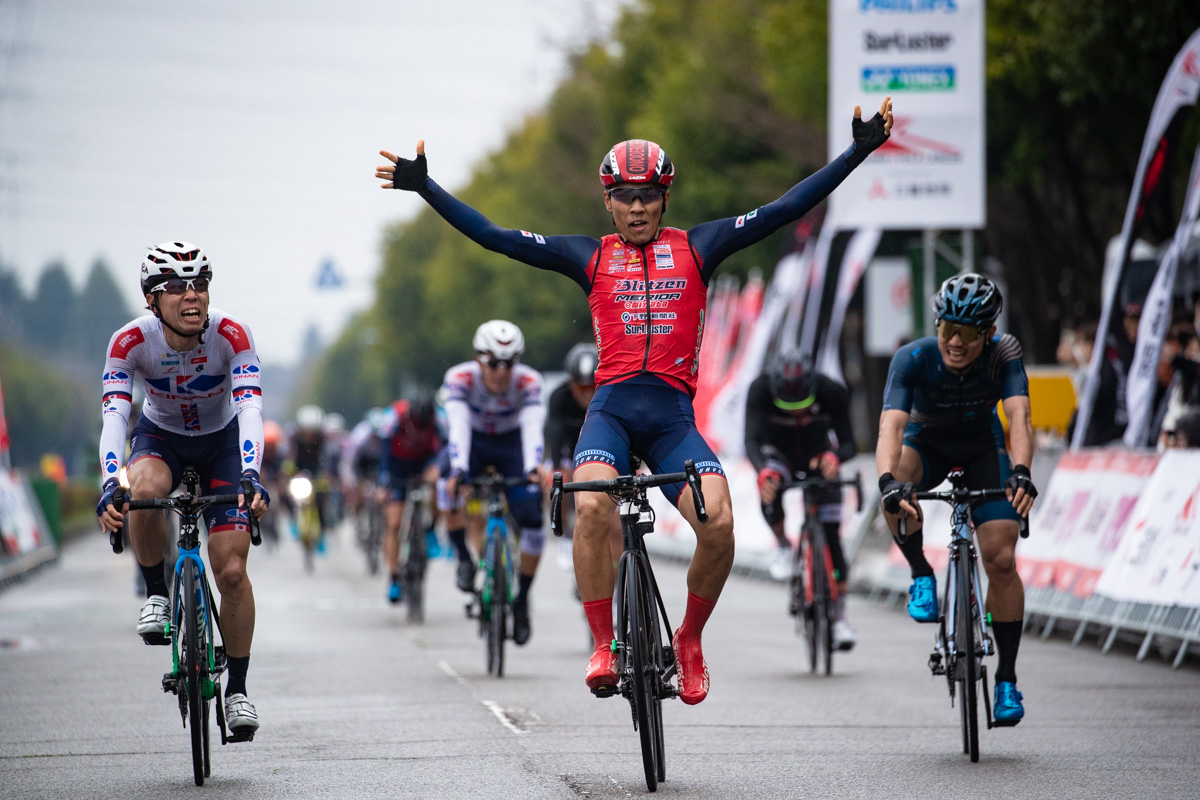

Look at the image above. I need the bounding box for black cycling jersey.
[545,382,588,467]
[744,373,856,472]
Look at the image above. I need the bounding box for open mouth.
[180,308,203,323]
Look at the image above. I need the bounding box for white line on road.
[437,659,466,685]
[482,700,526,735]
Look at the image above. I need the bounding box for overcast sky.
[0,0,623,365]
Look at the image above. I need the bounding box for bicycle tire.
[624,561,658,791]
[486,532,507,677]
[365,502,383,576]
[957,552,979,762]
[638,562,667,784]
[799,528,818,674]
[183,565,205,786]
[405,497,427,624]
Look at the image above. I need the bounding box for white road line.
[481,700,526,735]
[437,659,466,685]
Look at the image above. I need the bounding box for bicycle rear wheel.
[183,565,205,786]
[486,533,507,677]
[956,554,979,762]
[815,553,834,677]
[365,501,383,575]
[624,560,659,791]
[404,499,427,624]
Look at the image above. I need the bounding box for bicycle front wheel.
[624,559,660,791]
[486,533,507,677]
[404,501,427,624]
[182,565,206,785]
[956,554,979,762]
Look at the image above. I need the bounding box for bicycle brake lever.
[1019,515,1029,539]
[853,472,863,513]
[683,460,708,523]
[896,512,908,543]
[241,478,263,547]
[109,486,126,554]
[550,473,564,537]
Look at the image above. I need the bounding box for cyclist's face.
[569,381,596,409]
[605,183,668,246]
[477,355,514,393]
[937,322,994,372]
[146,281,209,338]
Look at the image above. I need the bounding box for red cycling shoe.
[586,646,618,698]
[672,629,710,705]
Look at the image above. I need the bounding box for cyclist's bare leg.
[382,499,406,575]
[975,519,1023,620]
[572,462,620,603]
[677,474,735,600]
[127,458,172,570]
[467,513,485,560]
[208,528,254,658]
[769,519,787,548]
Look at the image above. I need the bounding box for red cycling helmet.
[599,140,675,187]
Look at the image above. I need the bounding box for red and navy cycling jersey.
[882,334,1029,436]
[415,142,866,396]
[380,399,442,462]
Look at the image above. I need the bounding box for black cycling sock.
[896,529,935,578]
[141,560,169,599]
[992,620,1022,684]
[517,572,534,605]
[391,571,401,584]
[225,655,250,697]
[448,528,470,562]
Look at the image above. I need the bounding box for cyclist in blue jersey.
[875,274,1037,726]
[376,98,892,704]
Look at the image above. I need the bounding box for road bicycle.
[356,478,385,576]
[288,471,323,573]
[783,470,862,676]
[109,467,262,785]
[400,481,433,623]
[551,459,708,793]
[898,467,1028,763]
[462,472,534,677]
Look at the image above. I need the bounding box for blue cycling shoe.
[907,576,939,622]
[993,681,1024,726]
[387,579,404,605]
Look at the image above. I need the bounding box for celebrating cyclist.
[744,351,858,650]
[378,391,442,604]
[376,97,892,704]
[875,274,1036,726]
[96,241,269,738]
[439,321,547,646]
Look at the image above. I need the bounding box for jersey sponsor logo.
[624,323,674,335]
[653,244,674,270]
[613,278,686,292]
[519,230,546,245]
[233,387,261,404]
[218,320,250,353]
[145,374,227,398]
[242,438,258,466]
[104,451,119,475]
[181,403,201,432]
[191,356,207,364]
[232,364,260,377]
[109,327,145,359]
[735,215,745,228]
[161,360,180,367]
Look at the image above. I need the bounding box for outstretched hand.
[849,96,893,165]
[377,140,427,190]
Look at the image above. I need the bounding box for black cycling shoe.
[513,601,531,645]
[456,559,476,593]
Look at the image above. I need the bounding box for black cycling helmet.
[768,351,817,410]
[932,273,1003,327]
[564,342,599,386]
[406,390,436,430]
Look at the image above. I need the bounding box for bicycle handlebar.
[549,459,708,537]
[107,486,262,554]
[896,486,1029,541]
[786,471,864,513]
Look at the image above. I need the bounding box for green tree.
[25,263,76,353]
[65,259,134,367]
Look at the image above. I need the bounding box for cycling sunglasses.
[152,276,210,295]
[479,355,516,370]
[936,319,988,344]
[607,186,666,205]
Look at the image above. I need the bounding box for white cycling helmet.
[364,407,387,436]
[296,404,325,432]
[322,412,346,436]
[140,241,212,293]
[472,320,525,361]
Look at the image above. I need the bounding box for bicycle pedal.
[226,728,256,743]
[141,632,170,646]
[162,673,180,694]
[928,653,945,676]
[590,683,618,699]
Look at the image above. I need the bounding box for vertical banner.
[798,224,838,357]
[1072,28,1200,449]
[1124,145,1200,447]
[0,371,10,470]
[817,227,883,384]
[828,0,985,229]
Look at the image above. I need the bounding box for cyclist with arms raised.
[876,274,1036,725]
[378,391,441,604]
[744,351,858,650]
[376,98,892,703]
[440,321,546,645]
[96,242,270,738]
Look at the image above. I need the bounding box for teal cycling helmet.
[932,274,1002,326]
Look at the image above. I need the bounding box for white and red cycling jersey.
[441,360,545,475]
[98,311,265,481]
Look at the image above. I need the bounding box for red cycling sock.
[677,591,717,640]
[583,597,614,651]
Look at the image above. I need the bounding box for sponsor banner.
[828,0,985,228]
[1019,449,1159,596]
[1073,28,1200,448]
[0,469,47,556]
[0,372,10,468]
[818,228,883,384]
[1094,450,1200,607]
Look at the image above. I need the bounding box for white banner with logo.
[1017,450,1159,597]
[1094,450,1200,607]
[818,228,883,384]
[0,469,49,558]
[1124,145,1200,447]
[828,0,985,228]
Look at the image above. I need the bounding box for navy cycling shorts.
[574,376,725,507]
[903,417,1018,524]
[128,416,250,534]
[441,429,543,532]
[384,455,437,503]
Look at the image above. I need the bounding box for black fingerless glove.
[390,152,428,191]
[1005,465,1037,500]
[847,111,890,168]
[879,472,912,515]
[241,469,271,507]
[97,477,121,519]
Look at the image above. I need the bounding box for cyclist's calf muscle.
[127,458,174,566]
